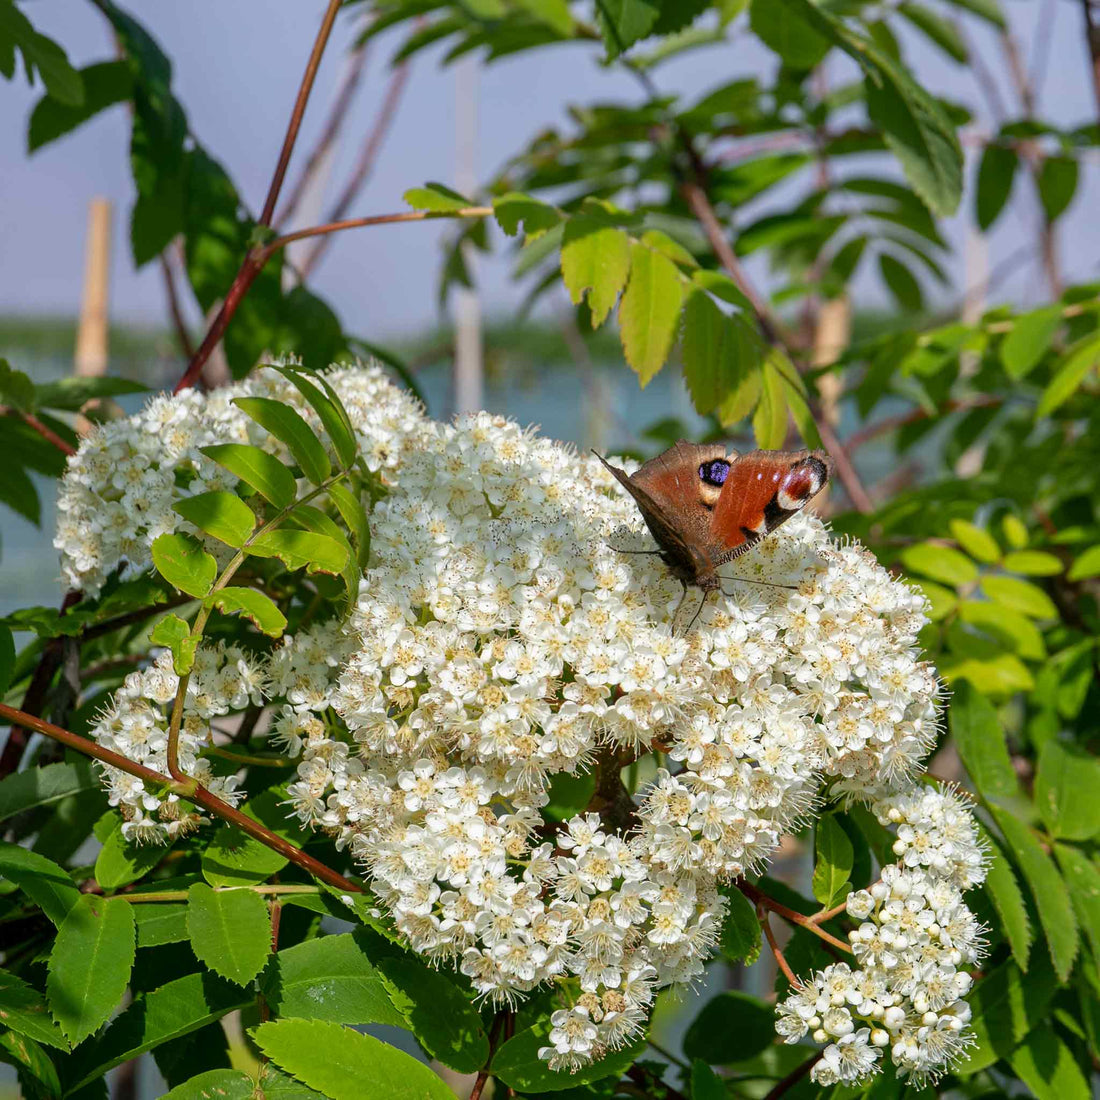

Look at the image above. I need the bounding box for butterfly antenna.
[684,589,709,634]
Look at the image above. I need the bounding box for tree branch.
[159,250,196,360]
[763,1051,823,1100]
[737,879,853,954]
[759,908,801,988]
[2,408,76,457]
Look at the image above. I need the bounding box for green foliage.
[186,884,273,986]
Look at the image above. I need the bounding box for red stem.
[3,409,76,457]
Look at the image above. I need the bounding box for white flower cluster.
[55,362,427,595]
[777,785,987,1089]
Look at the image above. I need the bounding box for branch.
[259,0,344,228]
[759,908,801,988]
[2,408,76,457]
[763,1052,823,1100]
[0,701,364,896]
[817,417,872,514]
[737,879,853,954]
[469,1012,508,1100]
[159,250,196,360]
[843,395,1002,454]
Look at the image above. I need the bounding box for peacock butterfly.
[596,440,830,594]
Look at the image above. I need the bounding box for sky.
[1,0,1098,345]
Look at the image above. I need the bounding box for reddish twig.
[3,408,76,457]
[159,251,196,360]
[763,1051,823,1100]
[738,879,853,954]
[469,1012,507,1100]
[0,702,364,896]
[843,395,1002,454]
[808,898,850,925]
[299,60,413,280]
[817,417,872,514]
[759,908,801,989]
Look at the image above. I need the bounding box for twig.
[737,879,853,954]
[204,745,291,768]
[299,60,413,280]
[173,206,492,393]
[469,1012,507,1100]
[817,417,872,514]
[122,884,320,903]
[159,251,195,360]
[763,1051,823,1100]
[0,701,364,895]
[275,36,372,229]
[808,899,850,925]
[259,0,344,228]
[759,908,801,988]
[2,408,76,457]
[843,395,1002,454]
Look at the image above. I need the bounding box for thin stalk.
[122,884,320,903]
[763,1051,823,1100]
[738,879,853,955]
[2,408,75,457]
[760,909,801,988]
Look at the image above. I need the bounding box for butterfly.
[595,440,830,600]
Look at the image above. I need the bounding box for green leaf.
[1068,545,1100,581]
[0,969,68,1050]
[403,182,472,212]
[0,359,36,413]
[749,0,830,68]
[948,518,1001,563]
[1036,333,1100,417]
[691,1060,726,1100]
[878,253,923,311]
[152,532,217,598]
[639,228,698,270]
[981,574,1057,618]
[63,971,252,1093]
[977,823,1032,964]
[33,374,148,410]
[560,217,631,328]
[618,240,684,385]
[46,895,136,1044]
[964,954,1059,1072]
[233,397,331,485]
[173,491,257,548]
[681,290,761,417]
[718,885,761,966]
[0,759,96,823]
[1036,741,1100,841]
[683,991,775,1064]
[493,192,561,237]
[492,1022,647,1091]
[162,1069,256,1100]
[259,932,405,1027]
[27,59,132,151]
[948,680,1018,801]
[150,613,199,675]
[252,1019,458,1100]
[900,540,978,586]
[1008,1022,1091,1100]
[200,788,308,887]
[958,600,1045,660]
[1055,843,1100,967]
[0,0,83,105]
[1003,549,1062,576]
[0,1030,61,1098]
[898,2,967,61]
[200,444,297,510]
[812,814,853,906]
[0,459,40,525]
[596,0,662,58]
[377,955,489,1072]
[133,903,189,948]
[327,482,370,570]
[186,883,272,987]
[246,529,349,576]
[1001,304,1062,379]
[206,587,287,637]
[975,144,1017,230]
[1037,155,1079,223]
[265,365,358,471]
[95,815,168,889]
[0,840,81,925]
[943,0,1004,26]
[992,806,1079,981]
[1002,513,1029,549]
[752,358,787,449]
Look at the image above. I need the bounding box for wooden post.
[74,198,112,433]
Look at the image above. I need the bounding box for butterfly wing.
[708,449,830,564]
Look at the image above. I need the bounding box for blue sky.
[1,0,1098,342]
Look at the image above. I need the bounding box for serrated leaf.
[246,529,349,576]
[265,365,357,471]
[992,807,1079,981]
[949,680,1017,801]
[173,491,257,548]
[900,540,978,587]
[403,181,472,212]
[252,1019,457,1100]
[152,533,217,598]
[1036,333,1100,417]
[492,1021,647,1091]
[1037,155,1079,223]
[186,884,272,986]
[95,815,167,889]
[150,613,199,675]
[619,240,684,385]
[161,1069,256,1100]
[683,991,775,1064]
[812,814,853,906]
[493,192,561,237]
[752,358,787,448]
[1001,305,1061,379]
[0,840,81,925]
[201,789,308,887]
[206,587,286,637]
[681,290,761,417]
[200,444,297,509]
[46,895,135,1044]
[949,518,1000,563]
[0,358,36,413]
[133,903,189,948]
[0,1030,61,1097]
[958,599,1045,659]
[233,397,330,485]
[1036,741,1100,841]
[0,759,97,823]
[1055,842,1100,967]
[596,0,662,58]
[1008,1022,1090,1100]
[1068,545,1100,581]
[977,823,1032,964]
[259,932,405,1027]
[560,216,631,327]
[63,970,252,1093]
[981,574,1057,618]
[639,228,698,269]
[0,969,68,1050]
[1003,549,1062,576]
[750,0,830,67]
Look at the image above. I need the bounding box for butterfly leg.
[683,588,709,634]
